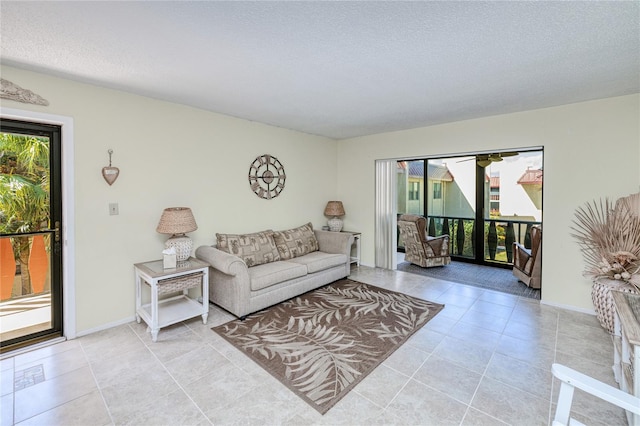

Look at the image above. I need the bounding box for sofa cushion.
[216,231,280,267]
[273,222,319,260]
[289,252,348,274]
[248,261,307,291]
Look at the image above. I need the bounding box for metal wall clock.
[248,154,286,199]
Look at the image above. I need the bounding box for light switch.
[109,203,119,215]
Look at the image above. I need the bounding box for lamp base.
[165,235,192,261]
[327,217,343,232]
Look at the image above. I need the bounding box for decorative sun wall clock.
[248,154,286,199]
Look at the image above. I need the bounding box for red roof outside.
[517,168,543,184]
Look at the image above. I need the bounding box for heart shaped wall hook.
[102,166,120,185]
[102,149,120,186]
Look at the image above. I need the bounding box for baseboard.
[75,315,137,338]
[3,316,138,358]
[540,300,596,316]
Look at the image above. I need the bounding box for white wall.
[336,94,640,311]
[1,66,338,333]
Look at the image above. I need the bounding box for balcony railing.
[398,214,541,266]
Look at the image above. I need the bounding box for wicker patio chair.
[398,214,451,268]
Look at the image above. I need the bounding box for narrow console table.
[612,290,640,426]
[134,257,209,342]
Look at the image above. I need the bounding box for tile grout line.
[548,309,560,425]
[11,343,103,425]
[424,288,504,425]
[386,350,434,410]
[460,296,552,425]
[458,290,511,426]
[460,350,510,426]
[130,321,215,425]
[364,282,466,418]
[81,330,120,426]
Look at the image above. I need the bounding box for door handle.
[54,221,61,242]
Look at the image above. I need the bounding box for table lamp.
[324,201,345,232]
[156,207,198,261]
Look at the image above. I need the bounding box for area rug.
[212,278,444,414]
[397,260,541,299]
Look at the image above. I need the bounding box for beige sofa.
[195,223,354,318]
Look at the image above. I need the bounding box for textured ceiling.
[1,1,639,139]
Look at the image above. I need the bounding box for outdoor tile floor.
[0,266,622,425]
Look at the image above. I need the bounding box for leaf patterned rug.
[212,278,444,414]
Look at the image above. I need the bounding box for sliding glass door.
[477,151,543,266]
[397,150,543,267]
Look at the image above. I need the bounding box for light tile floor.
[0,266,623,425]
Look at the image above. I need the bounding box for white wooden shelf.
[138,295,203,330]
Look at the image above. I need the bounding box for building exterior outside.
[397,151,543,262]
[398,152,542,223]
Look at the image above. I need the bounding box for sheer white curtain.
[375,159,397,269]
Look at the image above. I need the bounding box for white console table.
[612,290,640,426]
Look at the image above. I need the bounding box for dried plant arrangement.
[572,198,640,291]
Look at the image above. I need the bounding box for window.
[432,182,442,199]
[409,181,420,200]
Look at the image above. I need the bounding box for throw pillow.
[273,222,319,260]
[216,230,280,267]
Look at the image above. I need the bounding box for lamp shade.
[156,207,198,235]
[324,201,345,217]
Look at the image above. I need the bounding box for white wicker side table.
[134,257,209,342]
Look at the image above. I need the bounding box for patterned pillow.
[273,223,319,260]
[216,231,280,267]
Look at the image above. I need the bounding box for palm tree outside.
[0,132,50,296]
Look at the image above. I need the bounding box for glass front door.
[0,119,63,352]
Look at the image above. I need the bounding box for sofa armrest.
[314,230,354,256]
[195,245,247,276]
[196,245,252,317]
